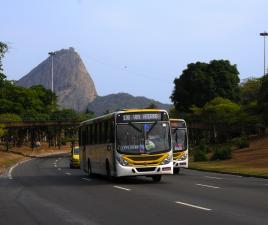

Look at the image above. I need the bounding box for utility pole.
[260,32,268,76]
[48,52,56,92]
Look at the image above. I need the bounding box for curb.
[188,167,268,179]
[1,151,68,179]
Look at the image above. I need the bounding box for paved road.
[1,154,268,225]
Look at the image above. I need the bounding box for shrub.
[231,136,250,149]
[194,150,208,162]
[211,146,232,160]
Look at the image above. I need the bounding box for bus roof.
[170,118,186,123]
[80,109,169,126]
[170,118,187,128]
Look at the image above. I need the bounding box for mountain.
[87,93,172,116]
[16,47,97,112]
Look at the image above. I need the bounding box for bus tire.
[88,159,92,177]
[152,175,162,182]
[174,167,180,174]
[106,160,112,180]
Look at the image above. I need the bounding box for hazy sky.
[1,0,268,103]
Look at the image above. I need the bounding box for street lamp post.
[48,52,56,92]
[260,31,268,76]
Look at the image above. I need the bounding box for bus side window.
[101,122,105,144]
[110,120,115,143]
[96,123,100,144]
[86,126,89,145]
[82,127,86,146]
[78,127,81,146]
[89,125,92,145]
[92,124,95,145]
[104,121,108,143]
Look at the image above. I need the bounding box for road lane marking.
[54,164,57,167]
[196,183,220,189]
[205,176,223,180]
[65,172,72,175]
[175,201,212,211]
[82,178,91,181]
[113,186,131,191]
[8,159,32,180]
[57,168,62,171]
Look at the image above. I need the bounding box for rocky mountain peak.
[16,47,97,112]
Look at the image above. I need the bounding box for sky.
[1,0,268,104]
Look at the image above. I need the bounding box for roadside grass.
[190,161,268,176]
[0,143,70,175]
[190,135,268,177]
[0,151,25,175]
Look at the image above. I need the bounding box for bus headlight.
[179,153,187,161]
[160,155,172,165]
[117,156,129,166]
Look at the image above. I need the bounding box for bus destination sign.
[117,113,162,123]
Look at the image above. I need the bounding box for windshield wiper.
[128,122,142,133]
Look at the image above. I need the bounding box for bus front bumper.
[115,163,173,177]
[173,159,188,168]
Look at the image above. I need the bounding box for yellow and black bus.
[170,119,188,174]
[79,109,173,182]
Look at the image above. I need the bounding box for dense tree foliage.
[191,97,241,125]
[240,78,261,105]
[258,75,268,125]
[171,60,240,112]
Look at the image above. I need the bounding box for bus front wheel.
[152,175,162,182]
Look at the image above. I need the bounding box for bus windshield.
[116,121,170,154]
[73,147,80,155]
[172,128,187,152]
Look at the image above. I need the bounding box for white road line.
[57,168,62,171]
[175,201,212,211]
[8,159,32,180]
[196,183,220,189]
[82,178,91,181]
[54,164,57,167]
[65,172,72,175]
[8,163,17,179]
[205,176,223,180]
[113,186,131,191]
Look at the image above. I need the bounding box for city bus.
[170,119,188,174]
[79,109,173,182]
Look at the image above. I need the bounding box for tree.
[192,97,240,124]
[171,60,240,112]
[240,78,261,105]
[258,74,268,125]
[191,97,241,142]
[0,42,8,86]
[145,103,157,109]
[168,107,179,119]
[0,124,5,137]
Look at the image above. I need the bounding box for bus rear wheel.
[152,175,162,182]
[174,167,180,174]
[88,159,92,177]
[106,160,112,179]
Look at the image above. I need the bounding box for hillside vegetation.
[190,135,268,176]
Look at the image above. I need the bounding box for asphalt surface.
[1,154,268,225]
